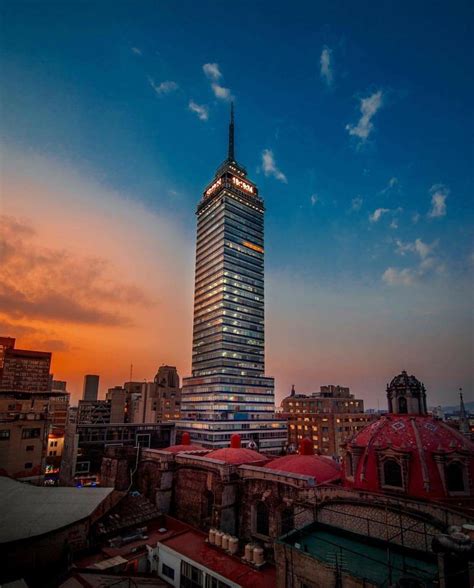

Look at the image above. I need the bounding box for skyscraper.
[177,106,286,452]
[82,374,99,401]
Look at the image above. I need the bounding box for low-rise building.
[60,421,175,486]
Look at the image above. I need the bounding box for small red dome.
[206,441,266,465]
[164,432,206,454]
[266,450,341,484]
[344,414,474,500]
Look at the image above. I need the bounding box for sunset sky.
[1,1,473,407]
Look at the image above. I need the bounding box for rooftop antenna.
[228,101,235,161]
[130,363,133,383]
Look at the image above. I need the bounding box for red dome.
[266,438,341,484]
[164,433,207,454]
[344,414,474,501]
[266,454,341,483]
[205,435,266,465]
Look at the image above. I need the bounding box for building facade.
[82,374,99,401]
[281,384,377,456]
[177,106,286,452]
[0,337,51,393]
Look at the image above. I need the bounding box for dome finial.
[230,433,241,448]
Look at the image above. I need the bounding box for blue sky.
[1,1,473,405]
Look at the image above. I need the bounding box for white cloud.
[382,267,415,286]
[148,78,178,96]
[203,63,222,81]
[320,46,333,86]
[379,177,398,195]
[395,238,435,260]
[310,194,319,206]
[387,238,442,286]
[131,47,142,56]
[188,100,209,121]
[412,212,421,224]
[211,82,232,101]
[369,207,390,223]
[261,149,287,183]
[346,90,383,142]
[351,197,363,211]
[390,219,398,229]
[428,184,449,218]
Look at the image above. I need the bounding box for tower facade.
[386,370,427,415]
[177,106,286,452]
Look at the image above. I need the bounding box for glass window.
[0,430,10,440]
[162,563,175,580]
[22,428,41,439]
[181,561,203,588]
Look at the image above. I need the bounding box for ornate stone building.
[101,372,474,586]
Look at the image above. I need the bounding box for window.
[26,445,34,452]
[22,428,41,439]
[161,563,174,580]
[446,461,465,493]
[0,430,10,440]
[205,490,214,519]
[256,501,269,536]
[205,577,231,588]
[383,459,403,488]
[345,453,353,477]
[24,462,33,469]
[181,561,203,588]
[281,507,294,536]
[398,396,407,414]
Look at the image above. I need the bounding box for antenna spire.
[228,102,235,160]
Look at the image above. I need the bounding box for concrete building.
[82,374,99,401]
[0,337,51,393]
[77,399,112,424]
[281,384,377,456]
[0,389,70,482]
[131,366,182,424]
[0,410,48,482]
[60,421,175,486]
[177,105,287,452]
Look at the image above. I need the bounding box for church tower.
[386,370,427,415]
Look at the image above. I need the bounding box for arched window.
[281,507,294,536]
[383,458,403,488]
[345,453,354,477]
[398,396,407,414]
[205,490,214,519]
[256,501,269,536]
[446,461,465,492]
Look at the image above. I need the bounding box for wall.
[274,541,377,588]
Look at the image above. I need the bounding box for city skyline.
[1,1,473,407]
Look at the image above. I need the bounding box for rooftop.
[160,528,276,588]
[61,573,169,587]
[280,522,438,586]
[0,477,117,544]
